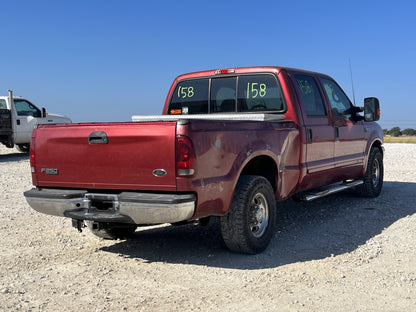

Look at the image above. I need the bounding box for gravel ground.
[0,143,415,311]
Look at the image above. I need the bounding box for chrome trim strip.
[132,113,285,122]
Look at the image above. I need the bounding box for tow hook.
[72,219,85,233]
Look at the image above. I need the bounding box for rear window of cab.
[168,74,285,115]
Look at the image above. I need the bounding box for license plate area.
[83,193,120,214]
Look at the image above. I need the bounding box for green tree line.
[383,127,416,137]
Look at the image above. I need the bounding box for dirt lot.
[1,143,415,311]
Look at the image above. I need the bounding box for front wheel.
[220,175,276,254]
[356,147,384,197]
[86,221,137,240]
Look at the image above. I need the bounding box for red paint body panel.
[33,122,177,191]
[175,120,300,219]
[30,66,384,222]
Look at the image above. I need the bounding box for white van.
[0,90,71,152]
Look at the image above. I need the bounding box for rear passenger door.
[292,73,334,174]
[319,77,365,168]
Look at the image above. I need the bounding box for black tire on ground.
[220,175,277,254]
[355,147,384,197]
[16,144,30,153]
[86,221,137,240]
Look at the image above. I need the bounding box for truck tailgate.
[32,122,177,191]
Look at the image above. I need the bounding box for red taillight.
[176,136,195,176]
[29,130,37,184]
[29,142,35,172]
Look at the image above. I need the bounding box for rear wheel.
[356,147,383,197]
[86,221,137,239]
[220,175,276,254]
[16,144,29,153]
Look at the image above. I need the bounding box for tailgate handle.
[88,131,108,144]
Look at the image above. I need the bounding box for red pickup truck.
[24,66,383,254]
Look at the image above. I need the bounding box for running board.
[299,180,363,202]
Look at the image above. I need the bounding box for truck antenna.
[349,58,356,106]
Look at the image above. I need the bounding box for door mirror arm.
[349,106,364,122]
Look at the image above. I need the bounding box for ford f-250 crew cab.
[0,90,71,152]
[24,66,383,254]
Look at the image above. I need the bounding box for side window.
[14,100,41,117]
[294,75,326,117]
[169,79,209,114]
[210,77,236,112]
[321,78,352,117]
[0,99,7,109]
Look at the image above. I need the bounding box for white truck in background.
[0,90,72,152]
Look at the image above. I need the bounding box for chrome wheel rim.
[249,192,269,238]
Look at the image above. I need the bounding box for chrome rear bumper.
[24,188,196,225]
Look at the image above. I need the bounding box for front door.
[12,99,42,144]
[320,78,365,168]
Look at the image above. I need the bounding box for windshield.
[168,74,285,115]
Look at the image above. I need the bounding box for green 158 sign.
[177,86,195,99]
[246,83,267,99]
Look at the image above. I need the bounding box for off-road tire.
[16,144,30,153]
[86,221,137,240]
[220,175,276,254]
[355,147,383,197]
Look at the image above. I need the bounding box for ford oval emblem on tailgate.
[152,169,167,177]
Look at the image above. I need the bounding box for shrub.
[388,127,402,137]
[402,128,416,136]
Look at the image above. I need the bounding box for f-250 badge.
[41,168,59,175]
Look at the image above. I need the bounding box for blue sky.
[1,0,415,130]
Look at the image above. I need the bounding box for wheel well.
[240,156,277,190]
[372,140,383,155]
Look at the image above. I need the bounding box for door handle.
[307,128,313,144]
[88,131,108,144]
